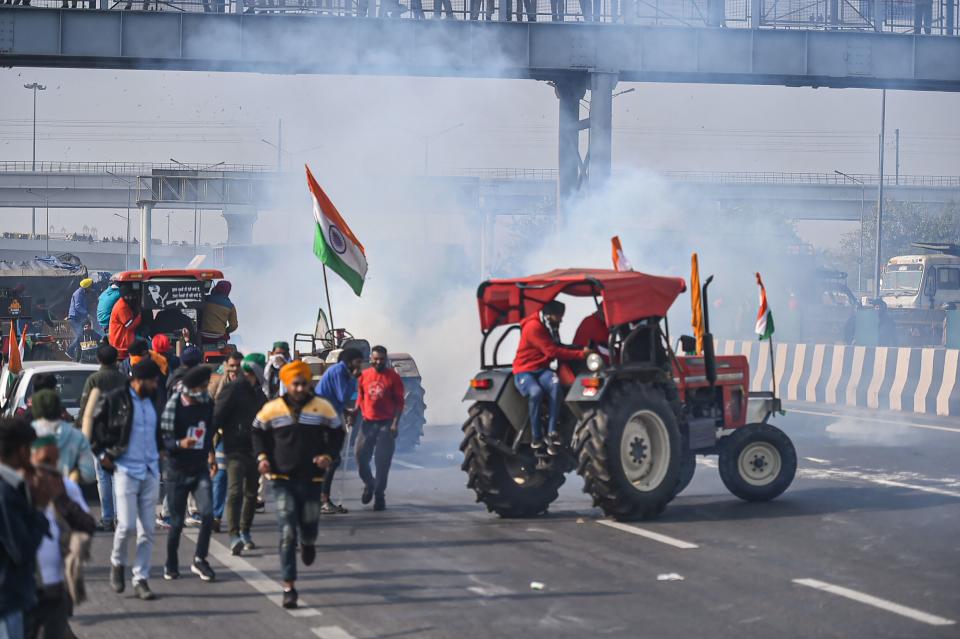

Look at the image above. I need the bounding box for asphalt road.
[71,407,960,639]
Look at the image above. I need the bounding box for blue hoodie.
[97,285,121,330]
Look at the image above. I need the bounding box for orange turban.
[279,360,312,386]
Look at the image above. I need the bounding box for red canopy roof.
[477,268,687,331]
[112,269,224,282]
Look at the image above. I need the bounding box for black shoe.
[373,497,386,511]
[361,485,373,505]
[163,566,180,580]
[301,544,316,566]
[530,438,545,451]
[133,580,156,600]
[96,519,115,532]
[230,537,244,556]
[212,518,222,533]
[546,433,561,456]
[255,499,266,513]
[111,565,125,593]
[191,558,216,582]
[282,588,298,609]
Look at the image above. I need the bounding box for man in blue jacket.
[66,278,97,360]
[97,283,121,334]
[315,348,363,515]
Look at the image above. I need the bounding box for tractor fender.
[463,369,528,433]
[565,373,613,404]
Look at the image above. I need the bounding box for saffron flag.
[690,253,704,354]
[6,321,22,375]
[611,236,633,272]
[306,165,367,296]
[755,272,775,341]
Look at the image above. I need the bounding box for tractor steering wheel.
[323,328,355,348]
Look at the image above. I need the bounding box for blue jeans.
[95,457,116,523]
[514,370,560,442]
[213,442,227,519]
[67,318,86,357]
[0,610,24,639]
[111,469,160,584]
[165,465,213,569]
[272,480,322,582]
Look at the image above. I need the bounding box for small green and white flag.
[755,272,775,341]
[306,165,367,296]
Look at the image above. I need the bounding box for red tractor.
[113,268,237,363]
[461,268,796,520]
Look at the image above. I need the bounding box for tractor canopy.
[477,268,686,331]
[112,269,225,311]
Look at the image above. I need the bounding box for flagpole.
[322,264,336,330]
[768,336,777,396]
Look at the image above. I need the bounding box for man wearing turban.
[252,360,343,610]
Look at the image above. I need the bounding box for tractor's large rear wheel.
[396,378,426,452]
[718,423,797,502]
[574,383,682,521]
[460,403,565,518]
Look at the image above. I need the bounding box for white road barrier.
[716,340,960,417]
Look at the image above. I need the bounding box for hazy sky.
[2,68,959,246]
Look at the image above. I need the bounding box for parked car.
[0,361,100,420]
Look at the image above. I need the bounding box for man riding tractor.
[461,268,796,520]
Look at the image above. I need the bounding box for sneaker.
[530,438,545,451]
[163,566,180,580]
[230,536,244,556]
[373,497,386,512]
[186,513,202,527]
[96,519,115,532]
[546,434,561,456]
[212,518,222,533]
[191,558,216,582]
[301,544,316,566]
[321,502,349,515]
[361,485,373,505]
[155,516,170,529]
[255,499,266,513]
[110,565,125,593]
[133,580,156,601]
[240,531,256,550]
[282,587,298,609]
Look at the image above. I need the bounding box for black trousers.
[355,419,396,499]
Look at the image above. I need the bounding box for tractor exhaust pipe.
[700,275,717,387]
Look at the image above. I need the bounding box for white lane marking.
[597,520,699,549]
[289,608,324,618]
[793,579,956,626]
[799,468,960,499]
[803,457,830,464]
[788,407,960,434]
[467,585,514,597]
[393,459,426,470]
[312,626,357,639]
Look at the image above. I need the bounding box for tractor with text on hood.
[461,268,796,520]
[294,308,427,451]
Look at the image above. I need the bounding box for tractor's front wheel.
[460,403,565,518]
[718,423,797,502]
[396,378,426,452]
[574,383,682,521]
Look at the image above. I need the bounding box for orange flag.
[691,253,704,355]
[611,236,633,272]
[6,321,22,375]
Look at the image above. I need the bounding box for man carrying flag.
[306,166,367,299]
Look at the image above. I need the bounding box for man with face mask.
[264,342,291,399]
[160,366,217,582]
[252,361,342,610]
[512,300,589,455]
[315,348,363,515]
[354,346,404,512]
[90,360,164,602]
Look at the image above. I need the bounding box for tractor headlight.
[586,352,604,372]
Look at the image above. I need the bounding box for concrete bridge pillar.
[555,75,587,219]
[138,201,153,268]
[223,205,258,245]
[587,71,617,191]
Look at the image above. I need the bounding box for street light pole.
[874,89,887,300]
[107,170,133,271]
[24,82,46,239]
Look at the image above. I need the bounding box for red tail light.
[581,377,602,389]
[470,378,493,390]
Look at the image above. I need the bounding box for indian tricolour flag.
[755,272,775,341]
[306,165,367,296]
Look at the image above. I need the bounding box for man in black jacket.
[215,355,267,556]
[0,417,58,638]
[160,366,217,582]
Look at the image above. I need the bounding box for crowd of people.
[0,327,406,636]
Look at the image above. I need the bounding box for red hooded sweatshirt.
[356,365,406,422]
[512,313,585,375]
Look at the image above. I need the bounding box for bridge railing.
[4,0,956,34]
[0,161,273,174]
